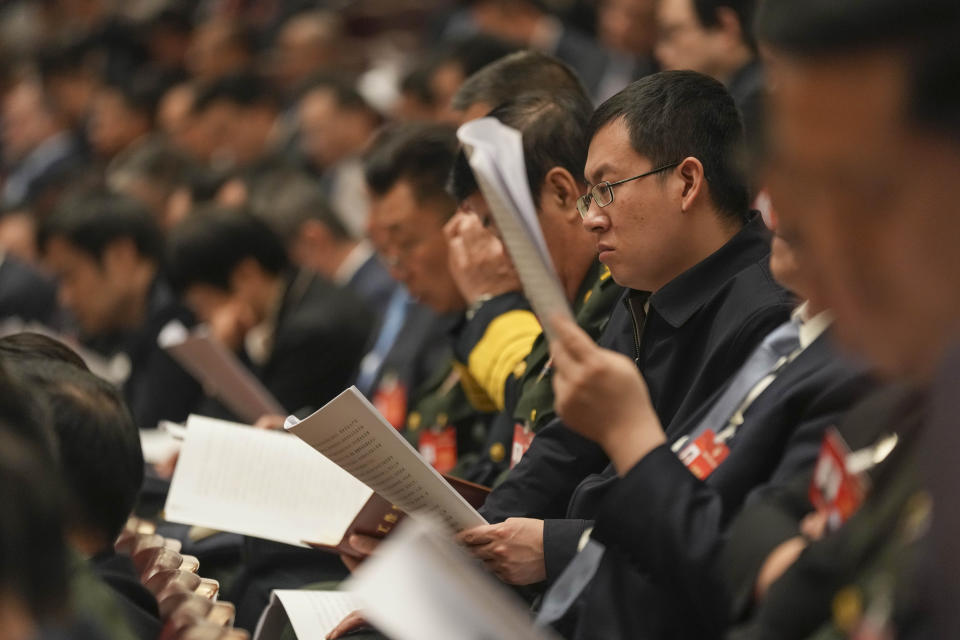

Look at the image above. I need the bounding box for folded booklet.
[457,117,574,341]
[164,403,488,551]
[158,320,285,423]
[286,386,488,534]
[345,517,560,640]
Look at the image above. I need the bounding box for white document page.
[140,427,181,465]
[253,590,362,640]
[346,517,559,640]
[164,414,373,547]
[287,387,486,533]
[158,320,285,423]
[457,118,574,340]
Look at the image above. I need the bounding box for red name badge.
[373,378,408,431]
[511,423,535,468]
[419,426,457,474]
[678,429,731,480]
[809,428,868,531]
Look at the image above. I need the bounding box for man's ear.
[100,237,139,272]
[714,7,745,45]
[541,167,582,222]
[301,219,333,249]
[676,157,706,213]
[229,256,262,293]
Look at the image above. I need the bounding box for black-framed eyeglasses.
[577,162,681,218]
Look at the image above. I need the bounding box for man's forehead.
[585,119,645,181]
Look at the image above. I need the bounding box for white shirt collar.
[334,241,374,286]
[793,301,833,350]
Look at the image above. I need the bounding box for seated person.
[490,207,873,638]
[40,192,203,427]
[4,350,156,640]
[447,90,623,485]
[166,207,375,416]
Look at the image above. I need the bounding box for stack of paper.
[254,590,361,640]
[457,118,574,340]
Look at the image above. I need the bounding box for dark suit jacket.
[345,253,397,323]
[546,331,874,639]
[480,215,794,524]
[260,270,375,415]
[87,277,203,428]
[89,550,161,640]
[723,384,929,640]
[0,254,61,326]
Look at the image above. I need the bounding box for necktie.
[355,287,410,396]
[536,316,802,628]
[536,538,606,627]
[683,316,802,443]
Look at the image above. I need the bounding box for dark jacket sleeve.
[543,518,593,584]
[591,369,870,636]
[479,416,609,523]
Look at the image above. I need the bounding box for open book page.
[457,118,574,340]
[158,320,285,423]
[164,414,373,547]
[253,590,362,640]
[286,387,486,533]
[345,517,559,640]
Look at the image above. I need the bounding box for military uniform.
[468,261,623,486]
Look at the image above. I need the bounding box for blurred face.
[655,0,724,75]
[599,0,657,56]
[765,50,960,378]
[88,89,149,158]
[2,84,57,163]
[44,237,139,335]
[581,118,684,291]
[298,89,360,170]
[368,180,464,313]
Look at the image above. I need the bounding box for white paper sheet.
[253,590,362,640]
[457,118,574,340]
[140,427,181,464]
[164,414,373,547]
[158,320,285,423]
[287,387,486,533]
[346,517,558,640]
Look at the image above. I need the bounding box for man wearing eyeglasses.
[458,70,795,589]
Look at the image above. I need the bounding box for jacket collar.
[645,213,772,328]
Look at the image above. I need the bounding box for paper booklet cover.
[457,117,574,340]
[163,410,489,552]
[286,386,488,534]
[345,517,560,640]
[158,319,285,423]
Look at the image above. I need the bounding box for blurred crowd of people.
[0,0,958,639]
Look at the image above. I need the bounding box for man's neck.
[330,240,365,283]
[557,234,600,303]
[715,49,755,86]
[651,212,742,293]
[117,262,158,330]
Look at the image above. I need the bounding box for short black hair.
[0,428,68,620]
[0,359,58,463]
[756,0,960,144]
[101,73,166,124]
[589,70,748,219]
[439,34,519,80]
[107,137,194,196]
[451,50,588,113]
[692,0,757,49]
[14,360,142,546]
[0,332,90,372]
[247,169,350,243]
[449,91,592,206]
[41,192,164,264]
[166,207,290,292]
[363,122,459,216]
[193,71,279,114]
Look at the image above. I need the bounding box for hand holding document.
[286,387,487,533]
[344,517,560,640]
[158,319,285,423]
[456,117,574,340]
